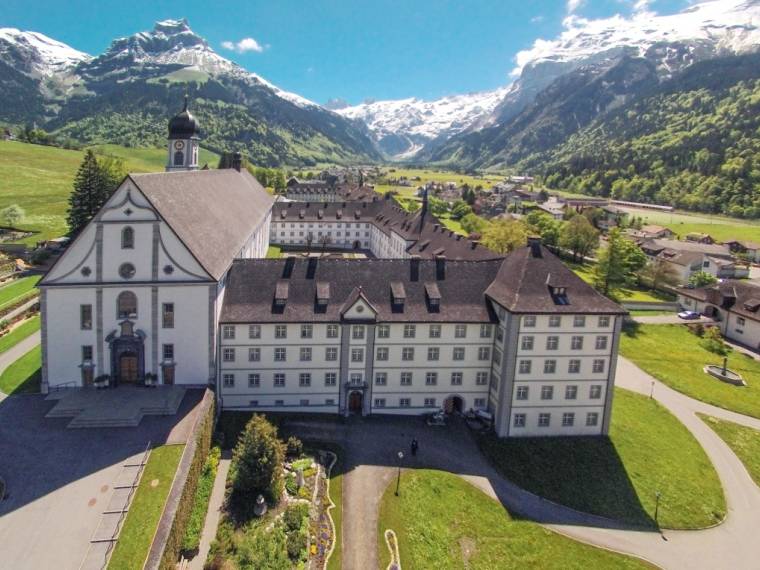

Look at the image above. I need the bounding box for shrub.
[286,435,303,458]
[285,473,298,496]
[691,323,705,337]
[286,528,307,561]
[30,249,50,265]
[283,503,309,532]
[700,326,731,356]
[230,414,285,515]
[181,446,221,554]
[236,526,290,570]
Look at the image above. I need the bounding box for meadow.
[0,140,217,244]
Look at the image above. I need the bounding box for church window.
[163,344,174,360]
[121,227,134,249]
[119,263,136,279]
[117,291,137,319]
[80,304,92,330]
[162,303,174,328]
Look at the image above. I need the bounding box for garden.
[205,415,339,570]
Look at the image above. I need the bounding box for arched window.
[121,226,134,249]
[174,151,184,166]
[117,291,137,319]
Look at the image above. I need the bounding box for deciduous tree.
[559,215,598,261]
[481,218,527,254]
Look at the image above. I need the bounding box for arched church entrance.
[348,391,363,413]
[444,395,464,414]
[119,352,139,384]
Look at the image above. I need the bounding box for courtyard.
[0,390,203,570]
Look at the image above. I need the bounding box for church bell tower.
[166,96,200,172]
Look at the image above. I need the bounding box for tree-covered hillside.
[535,54,760,218]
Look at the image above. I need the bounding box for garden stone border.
[384,529,401,570]
[318,451,338,570]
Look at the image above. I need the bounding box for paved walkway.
[285,356,760,570]
[633,314,714,325]
[188,455,231,570]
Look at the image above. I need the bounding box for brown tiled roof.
[131,169,273,280]
[484,242,625,315]
[677,280,760,322]
[220,244,625,323]
[221,257,503,323]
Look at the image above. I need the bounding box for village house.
[638,239,748,284]
[724,239,760,263]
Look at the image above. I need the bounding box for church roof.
[130,168,273,280]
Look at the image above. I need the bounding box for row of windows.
[513,412,599,428]
[277,231,369,238]
[518,358,606,374]
[515,384,603,401]
[222,345,493,363]
[80,299,174,328]
[243,397,488,409]
[523,315,610,328]
[274,222,371,229]
[521,335,608,351]
[222,323,494,340]
[222,370,490,388]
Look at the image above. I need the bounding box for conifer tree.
[66,150,110,237]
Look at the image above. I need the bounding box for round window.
[356,305,364,313]
[163,264,174,275]
[119,263,136,279]
[81,266,92,277]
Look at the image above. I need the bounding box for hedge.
[153,390,216,570]
[181,446,221,554]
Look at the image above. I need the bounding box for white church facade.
[39,102,625,438]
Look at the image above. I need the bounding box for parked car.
[677,310,700,320]
[426,410,446,426]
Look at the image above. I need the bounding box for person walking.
[411,438,418,457]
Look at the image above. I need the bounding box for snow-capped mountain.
[0,27,90,77]
[337,88,507,159]
[0,19,378,166]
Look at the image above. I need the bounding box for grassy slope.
[0,345,41,394]
[700,415,760,488]
[0,315,40,354]
[480,388,725,529]
[108,444,185,570]
[0,141,218,243]
[0,275,40,312]
[377,469,652,569]
[621,324,760,418]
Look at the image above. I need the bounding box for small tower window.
[121,227,134,249]
[174,151,184,166]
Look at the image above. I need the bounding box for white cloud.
[566,0,585,14]
[221,37,265,53]
[632,0,652,14]
[531,15,545,23]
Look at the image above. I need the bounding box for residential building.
[638,239,748,284]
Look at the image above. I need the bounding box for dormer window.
[316,281,330,306]
[275,280,289,307]
[121,227,134,249]
[425,282,441,310]
[391,282,406,306]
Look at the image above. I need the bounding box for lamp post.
[650,380,655,399]
[395,451,404,496]
[654,491,661,526]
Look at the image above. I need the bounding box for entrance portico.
[106,321,146,386]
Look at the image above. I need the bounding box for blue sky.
[3,0,688,104]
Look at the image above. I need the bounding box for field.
[620,324,760,418]
[479,388,725,529]
[377,469,652,569]
[619,206,760,243]
[0,140,218,244]
[375,167,504,200]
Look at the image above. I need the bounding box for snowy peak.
[0,28,90,77]
[513,0,760,76]
[337,88,508,158]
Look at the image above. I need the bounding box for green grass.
[108,444,185,570]
[265,245,282,259]
[619,206,760,243]
[0,140,218,243]
[700,415,760,488]
[0,345,41,394]
[182,447,220,553]
[0,315,40,354]
[627,310,675,316]
[565,261,675,303]
[621,323,760,418]
[479,388,725,529]
[325,447,343,570]
[377,469,652,569]
[0,275,40,313]
[438,213,466,235]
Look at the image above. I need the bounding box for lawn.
[565,261,675,303]
[0,315,40,354]
[438,213,467,236]
[479,388,725,529]
[265,245,282,259]
[377,469,652,569]
[0,140,217,244]
[618,206,760,243]
[0,345,41,394]
[0,275,41,313]
[621,324,760,418]
[107,444,185,570]
[700,415,760,488]
[628,310,675,317]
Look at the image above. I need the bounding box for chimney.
[232,151,242,172]
[527,235,542,258]
[410,255,421,282]
[436,255,446,280]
